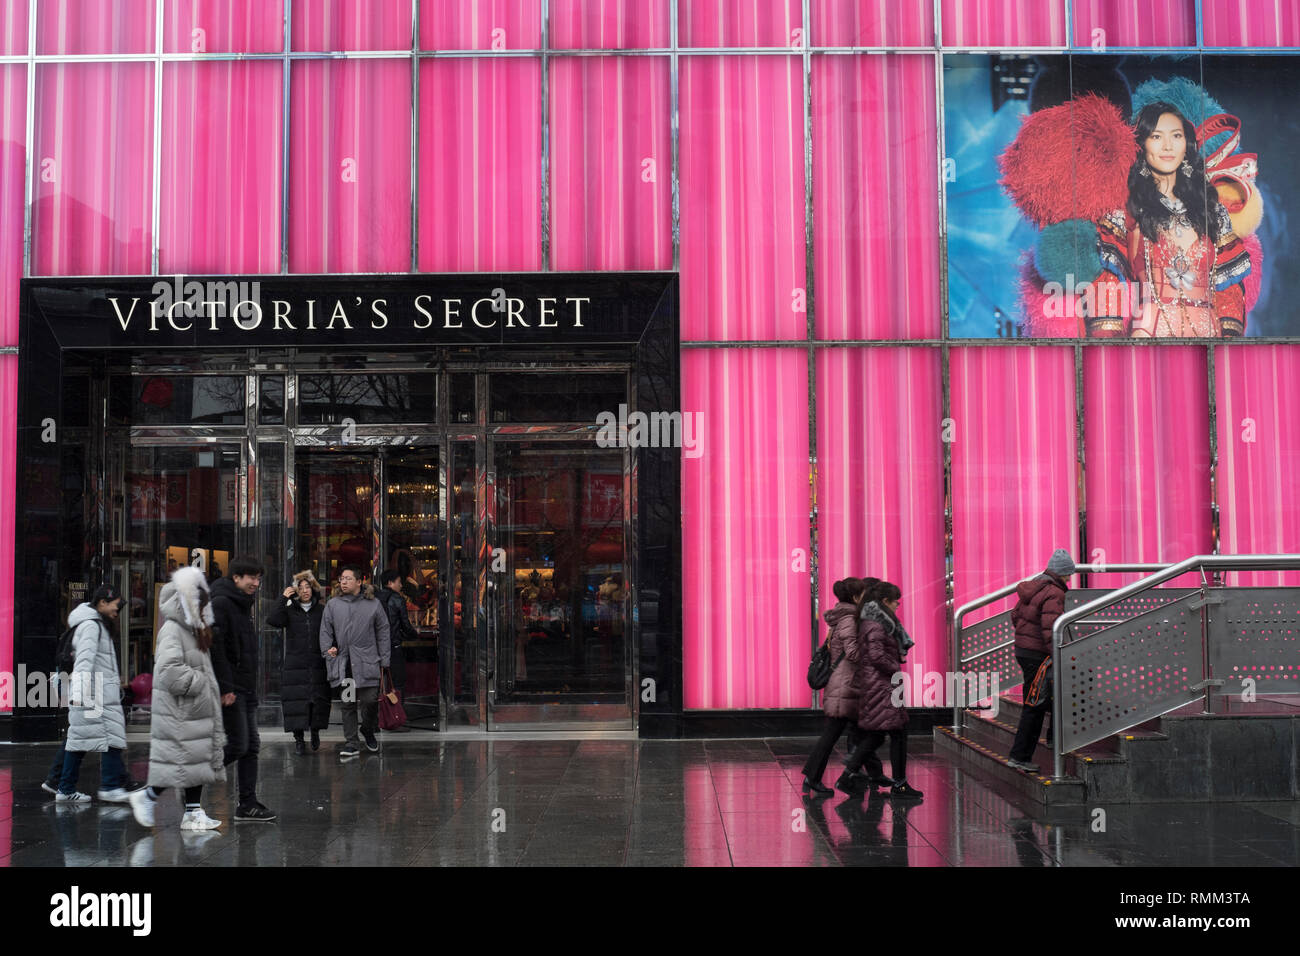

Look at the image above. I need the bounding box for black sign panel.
[22,272,676,349]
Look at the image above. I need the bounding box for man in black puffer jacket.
[1006,549,1074,773]
[377,570,419,731]
[210,556,276,822]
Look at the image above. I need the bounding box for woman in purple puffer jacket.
[801,577,872,794]
[839,580,923,799]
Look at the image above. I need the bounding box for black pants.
[152,785,202,804]
[1010,652,1050,763]
[222,692,260,805]
[802,717,854,781]
[845,730,907,783]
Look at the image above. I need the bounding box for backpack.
[806,639,845,690]
[54,624,79,674]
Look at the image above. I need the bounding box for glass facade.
[3,1,1300,728]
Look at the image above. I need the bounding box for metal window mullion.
[21,0,36,278]
[410,0,419,272]
[1065,0,1073,48]
[280,0,291,274]
[1196,0,1205,49]
[669,0,679,271]
[541,0,550,272]
[1075,343,1087,588]
[802,0,818,708]
[150,0,163,275]
[1207,344,1220,580]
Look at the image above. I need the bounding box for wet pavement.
[1,734,1297,866]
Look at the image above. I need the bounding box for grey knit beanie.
[1046,548,1075,579]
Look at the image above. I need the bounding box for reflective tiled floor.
[1,734,1296,866]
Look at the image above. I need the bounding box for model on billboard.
[997,77,1262,338]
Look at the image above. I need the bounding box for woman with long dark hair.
[56,585,130,803]
[801,576,872,794]
[1097,101,1252,337]
[839,580,923,799]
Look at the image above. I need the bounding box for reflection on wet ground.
[1,735,1296,866]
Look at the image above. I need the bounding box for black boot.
[310,729,321,751]
[294,734,306,757]
[890,779,924,799]
[802,775,833,795]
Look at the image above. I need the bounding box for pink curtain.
[941,0,1066,46]
[293,0,411,51]
[680,56,805,340]
[812,0,934,45]
[816,347,946,677]
[37,0,156,53]
[1205,0,1300,45]
[679,0,803,46]
[420,0,540,50]
[161,62,283,274]
[1216,345,1300,586]
[0,1,27,54]
[290,59,411,273]
[0,356,13,706]
[951,347,1078,625]
[813,55,939,339]
[0,66,24,344]
[550,0,669,48]
[550,57,671,271]
[1085,347,1212,588]
[682,348,811,709]
[418,59,541,272]
[165,0,284,53]
[33,64,154,276]
[1071,0,1196,45]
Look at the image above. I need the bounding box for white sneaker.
[41,781,58,796]
[55,791,92,803]
[180,808,222,831]
[97,788,131,803]
[128,788,155,827]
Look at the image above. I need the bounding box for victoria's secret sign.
[27,273,674,348]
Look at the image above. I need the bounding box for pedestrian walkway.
[1,736,1296,866]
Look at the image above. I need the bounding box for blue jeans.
[60,747,125,795]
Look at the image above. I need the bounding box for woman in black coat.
[268,571,331,755]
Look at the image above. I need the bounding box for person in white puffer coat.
[128,565,228,832]
[57,585,130,803]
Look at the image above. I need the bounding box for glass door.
[487,438,632,729]
[295,451,375,591]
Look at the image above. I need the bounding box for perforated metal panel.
[1061,592,1204,753]
[1210,588,1300,695]
[1063,589,1197,640]
[959,611,1020,690]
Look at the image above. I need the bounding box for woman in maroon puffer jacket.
[801,577,872,794]
[839,581,923,799]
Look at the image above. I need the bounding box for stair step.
[933,725,1087,806]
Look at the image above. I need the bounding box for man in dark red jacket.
[1006,549,1075,772]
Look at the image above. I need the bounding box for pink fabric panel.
[680,56,805,340]
[1085,347,1212,588]
[0,0,27,55]
[951,347,1078,627]
[811,0,934,45]
[293,0,412,51]
[165,0,285,53]
[1205,0,1300,46]
[1216,346,1300,587]
[679,0,803,46]
[813,55,939,339]
[290,60,411,273]
[941,0,1066,46]
[816,348,946,677]
[418,59,541,272]
[682,349,811,709]
[550,57,671,271]
[33,64,154,276]
[160,62,283,274]
[37,0,156,53]
[0,355,13,708]
[420,1,540,50]
[1071,0,1196,45]
[0,67,24,345]
[550,0,670,48]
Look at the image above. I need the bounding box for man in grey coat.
[320,565,390,760]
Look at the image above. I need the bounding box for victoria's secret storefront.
[13,274,680,739]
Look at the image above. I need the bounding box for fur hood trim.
[160,565,215,630]
[292,570,324,596]
[330,581,376,601]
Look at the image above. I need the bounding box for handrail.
[1049,553,1300,781]
[950,562,1170,734]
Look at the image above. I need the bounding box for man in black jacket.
[210,556,276,822]
[377,570,418,731]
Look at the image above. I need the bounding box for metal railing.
[1049,554,1300,780]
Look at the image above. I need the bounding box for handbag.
[1023,656,1053,708]
[378,667,407,731]
[806,640,845,690]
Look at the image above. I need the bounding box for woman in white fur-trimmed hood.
[127,565,228,832]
